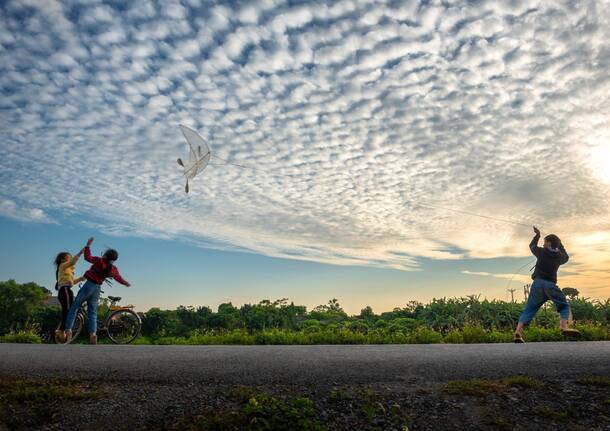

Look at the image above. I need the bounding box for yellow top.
[57,254,80,287]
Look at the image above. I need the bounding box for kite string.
[412,202,534,228]
[211,156,249,170]
[505,259,536,293]
[209,155,307,179]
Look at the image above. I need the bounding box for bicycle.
[55,289,141,344]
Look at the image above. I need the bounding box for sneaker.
[89,334,98,345]
[64,330,72,344]
[514,333,525,343]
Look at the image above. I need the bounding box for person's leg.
[56,286,69,341]
[544,282,580,334]
[67,287,74,313]
[86,284,101,344]
[515,279,547,341]
[57,286,69,330]
[64,282,92,341]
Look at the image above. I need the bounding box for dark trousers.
[58,285,74,330]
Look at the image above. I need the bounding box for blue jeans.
[519,278,570,324]
[64,280,101,335]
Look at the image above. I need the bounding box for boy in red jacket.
[64,237,130,344]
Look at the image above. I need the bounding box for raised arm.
[558,240,569,264]
[68,248,84,266]
[83,246,97,263]
[111,266,131,287]
[83,237,98,264]
[529,226,541,257]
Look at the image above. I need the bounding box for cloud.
[0,0,610,296]
[0,198,54,224]
[462,270,531,283]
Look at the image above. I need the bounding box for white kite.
[177,124,211,193]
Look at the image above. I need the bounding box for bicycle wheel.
[57,312,84,344]
[106,309,141,344]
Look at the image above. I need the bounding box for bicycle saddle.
[108,296,122,302]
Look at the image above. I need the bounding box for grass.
[168,386,411,430]
[0,378,105,429]
[502,375,544,389]
[481,409,512,430]
[531,406,570,422]
[136,323,609,345]
[443,376,543,397]
[443,379,505,396]
[0,329,42,344]
[576,376,610,387]
[328,388,351,402]
[170,387,326,431]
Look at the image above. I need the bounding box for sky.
[1,0,609,314]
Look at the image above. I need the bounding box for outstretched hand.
[533,226,540,235]
[86,237,94,247]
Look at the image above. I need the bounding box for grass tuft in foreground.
[443,379,505,397]
[531,406,570,422]
[0,378,105,430]
[502,375,544,389]
[443,376,544,397]
[171,387,326,431]
[168,385,411,430]
[576,376,610,387]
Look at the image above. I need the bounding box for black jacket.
[530,233,569,283]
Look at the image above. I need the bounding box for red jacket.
[83,246,129,286]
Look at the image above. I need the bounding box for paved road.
[1,342,609,384]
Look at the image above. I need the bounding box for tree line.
[1,279,609,343]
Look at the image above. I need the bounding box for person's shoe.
[89,334,98,345]
[513,333,525,343]
[55,330,65,343]
[561,328,581,338]
[64,330,72,344]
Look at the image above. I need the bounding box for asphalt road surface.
[1,342,609,384]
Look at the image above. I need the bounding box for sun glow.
[587,126,610,184]
[589,144,610,184]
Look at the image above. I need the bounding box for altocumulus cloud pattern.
[1,0,610,288]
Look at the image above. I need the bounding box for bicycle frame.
[76,299,138,333]
[60,290,141,344]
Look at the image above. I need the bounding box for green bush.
[31,306,61,337]
[0,280,47,335]
[2,280,608,345]
[0,330,42,344]
[487,329,513,343]
[461,326,488,343]
[523,326,563,342]
[574,324,609,341]
[408,328,443,344]
[443,330,463,343]
[387,317,418,334]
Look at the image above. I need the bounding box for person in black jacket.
[513,226,580,343]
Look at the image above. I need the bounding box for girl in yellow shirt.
[53,247,86,340]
